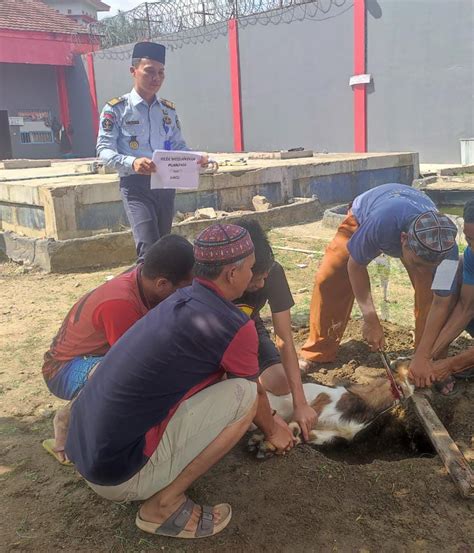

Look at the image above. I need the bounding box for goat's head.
[390,357,415,399]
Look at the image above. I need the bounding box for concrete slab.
[419,163,474,176]
[0,197,323,272]
[248,150,314,160]
[0,151,419,242]
[2,159,51,170]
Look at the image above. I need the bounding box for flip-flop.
[42,439,73,466]
[136,497,232,539]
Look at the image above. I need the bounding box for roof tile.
[0,0,90,35]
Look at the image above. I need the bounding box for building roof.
[0,0,91,35]
[45,0,111,12]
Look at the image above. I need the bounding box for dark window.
[20,131,53,144]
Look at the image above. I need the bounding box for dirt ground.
[1,229,473,552]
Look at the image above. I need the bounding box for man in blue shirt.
[300,183,459,373]
[65,224,295,539]
[415,200,474,390]
[97,41,209,261]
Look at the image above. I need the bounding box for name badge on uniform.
[126,120,140,125]
[129,136,139,150]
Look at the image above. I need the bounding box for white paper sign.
[150,150,202,190]
[431,259,459,291]
[349,73,372,86]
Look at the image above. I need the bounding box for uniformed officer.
[97,41,209,261]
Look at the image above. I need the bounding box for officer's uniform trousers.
[120,175,175,261]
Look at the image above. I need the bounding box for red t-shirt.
[42,266,150,381]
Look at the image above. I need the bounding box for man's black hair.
[193,258,245,280]
[464,200,474,224]
[233,218,274,274]
[142,234,194,284]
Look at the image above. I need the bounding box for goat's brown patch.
[347,378,395,411]
[310,392,332,415]
[336,379,396,424]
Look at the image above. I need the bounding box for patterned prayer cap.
[194,224,254,265]
[407,211,457,262]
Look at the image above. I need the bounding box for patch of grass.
[268,233,416,330]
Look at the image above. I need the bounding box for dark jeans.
[120,175,176,262]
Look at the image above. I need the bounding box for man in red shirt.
[42,234,194,464]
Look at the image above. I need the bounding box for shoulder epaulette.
[161,98,176,110]
[107,97,126,107]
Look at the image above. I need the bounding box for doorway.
[0,111,13,160]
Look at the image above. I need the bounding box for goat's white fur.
[249,363,414,456]
[266,383,366,444]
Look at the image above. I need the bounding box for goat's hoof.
[288,421,301,437]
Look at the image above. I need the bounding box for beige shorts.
[87,378,257,502]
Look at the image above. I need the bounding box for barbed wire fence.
[87,0,352,59]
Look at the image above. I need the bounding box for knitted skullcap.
[194,224,254,265]
[407,211,457,262]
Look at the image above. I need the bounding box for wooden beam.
[410,393,474,499]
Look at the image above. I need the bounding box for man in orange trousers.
[300,183,458,373]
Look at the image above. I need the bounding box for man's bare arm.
[252,381,295,453]
[432,283,474,358]
[347,256,384,351]
[273,309,317,441]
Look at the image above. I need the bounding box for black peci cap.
[132,42,166,64]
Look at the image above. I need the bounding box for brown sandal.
[135,497,232,539]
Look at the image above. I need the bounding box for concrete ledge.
[0,152,419,240]
[439,164,474,176]
[248,150,314,160]
[172,197,323,238]
[2,159,51,170]
[322,204,348,229]
[0,197,323,272]
[423,189,473,206]
[412,176,438,189]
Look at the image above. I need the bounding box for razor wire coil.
[85,0,352,58]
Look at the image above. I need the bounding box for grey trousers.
[120,175,176,262]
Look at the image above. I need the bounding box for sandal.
[135,497,232,539]
[42,439,73,466]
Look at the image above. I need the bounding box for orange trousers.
[300,212,434,362]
